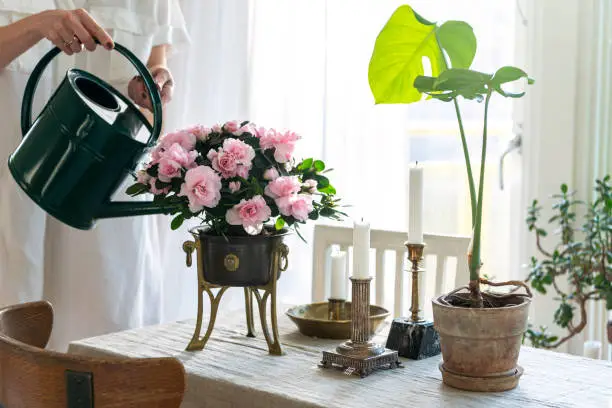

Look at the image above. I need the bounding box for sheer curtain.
[159,0,516,322]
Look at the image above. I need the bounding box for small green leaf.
[561,183,568,194]
[414,75,436,92]
[275,217,285,230]
[436,20,477,69]
[491,66,533,86]
[313,160,325,172]
[171,214,184,230]
[491,66,533,98]
[126,183,148,196]
[319,185,336,195]
[298,158,313,171]
[315,175,330,189]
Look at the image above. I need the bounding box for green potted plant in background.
[524,177,612,350]
[368,5,534,391]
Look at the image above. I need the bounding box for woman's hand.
[34,9,113,55]
[127,66,174,111]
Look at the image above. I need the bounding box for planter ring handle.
[277,243,289,272]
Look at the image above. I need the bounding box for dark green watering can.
[8,43,177,230]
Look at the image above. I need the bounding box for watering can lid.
[66,68,153,142]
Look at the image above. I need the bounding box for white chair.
[311,224,470,318]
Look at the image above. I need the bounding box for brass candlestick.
[328,298,347,321]
[407,243,425,323]
[385,242,441,360]
[320,277,401,378]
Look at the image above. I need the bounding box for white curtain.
[159,0,517,322]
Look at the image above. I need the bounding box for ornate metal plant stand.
[320,277,402,378]
[182,239,289,355]
[385,243,441,359]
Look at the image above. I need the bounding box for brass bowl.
[286,302,390,339]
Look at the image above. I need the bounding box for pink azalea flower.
[254,126,267,138]
[160,130,197,151]
[235,122,256,136]
[148,178,170,195]
[212,123,222,133]
[259,129,301,163]
[263,167,280,181]
[264,176,301,199]
[157,158,182,182]
[150,144,165,162]
[136,169,151,185]
[226,195,271,235]
[207,149,238,178]
[229,181,241,193]
[223,120,241,133]
[157,143,198,182]
[183,124,211,141]
[178,166,222,212]
[276,194,314,222]
[207,138,255,179]
[303,179,318,193]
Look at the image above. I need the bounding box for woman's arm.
[128,44,174,110]
[0,15,44,69]
[147,44,168,69]
[0,9,113,70]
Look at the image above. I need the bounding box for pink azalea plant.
[127,120,344,237]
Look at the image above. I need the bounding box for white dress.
[0,0,189,351]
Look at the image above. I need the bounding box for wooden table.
[68,307,612,408]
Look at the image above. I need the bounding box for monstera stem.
[468,91,492,307]
[453,99,477,227]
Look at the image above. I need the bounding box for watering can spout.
[97,201,180,219]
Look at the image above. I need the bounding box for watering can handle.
[20,43,163,147]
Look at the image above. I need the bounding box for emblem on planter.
[224,254,239,271]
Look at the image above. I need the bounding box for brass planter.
[432,295,531,392]
[183,227,290,355]
[195,227,289,286]
[286,302,389,339]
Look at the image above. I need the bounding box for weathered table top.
[68,307,612,408]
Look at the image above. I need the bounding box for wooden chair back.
[0,301,185,408]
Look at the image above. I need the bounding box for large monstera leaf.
[368,5,476,104]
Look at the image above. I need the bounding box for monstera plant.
[369,5,534,391]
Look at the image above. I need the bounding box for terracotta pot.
[432,295,531,392]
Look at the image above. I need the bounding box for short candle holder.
[320,277,401,378]
[328,298,347,321]
[385,242,441,360]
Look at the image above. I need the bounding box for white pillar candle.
[330,250,347,300]
[352,219,370,279]
[407,164,424,244]
[583,340,602,359]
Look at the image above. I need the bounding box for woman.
[0,1,189,350]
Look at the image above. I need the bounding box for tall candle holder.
[320,277,401,378]
[385,242,441,360]
[328,298,347,321]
